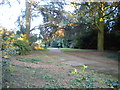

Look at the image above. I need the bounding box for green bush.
[75,30,97,49]
[51,41,58,48]
[13,40,32,55]
[29,35,38,44]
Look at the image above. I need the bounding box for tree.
[38,2,65,25]
[71,2,119,51]
[39,23,58,46]
[104,3,120,50]
[30,1,67,46]
[25,0,32,39]
[16,0,40,39]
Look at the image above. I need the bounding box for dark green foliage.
[102,53,119,60]
[112,82,120,88]
[42,74,53,79]
[75,30,97,49]
[104,5,120,50]
[13,40,32,55]
[69,74,118,88]
[2,58,11,88]
[16,57,42,63]
[29,35,38,44]
[51,41,58,48]
[104,31,120,50]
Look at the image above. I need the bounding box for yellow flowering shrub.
[17,34,29,43]
[1,29,16,56]
[0,29,30,55]
[55,27,65,38]
[17,37,24,41]
[1,28,17,88]
[13,34,32,55]
[34,43,44,50]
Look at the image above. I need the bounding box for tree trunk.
[25,0,31,39]
[20,14,23,31]
[98,21,104,52]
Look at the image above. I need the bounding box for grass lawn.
[60,48,96,51]
[35,48,49,51]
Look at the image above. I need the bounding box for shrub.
[13,40,32,55]
[51,41,58,48]
[0,28,16,87]
[29,35,38,44]
[1,29,17,55]
[75,30,97,49]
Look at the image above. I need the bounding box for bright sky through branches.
[0,0,42,30]
[0,0,25,30]
[0,0,75,32]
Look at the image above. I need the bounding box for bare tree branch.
[30,26,38,32]
[105,17,118,25]
[102,3,119,18]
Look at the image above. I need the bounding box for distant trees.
[31,2,66,46]
[38,23,58,47]
[21,1,66,43]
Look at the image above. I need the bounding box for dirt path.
[48,48,119,78]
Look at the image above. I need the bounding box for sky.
[0,0,42,30]
[0,0,75,34]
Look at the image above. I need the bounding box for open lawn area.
[3,48,119,88]
[60,48,96,51]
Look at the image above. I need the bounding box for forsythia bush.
[13,34,32,55]
[0,27,32,56]
[0,27,32,88]
[1,29,16,56]
[0,28,16,88]
[34,43,44,50]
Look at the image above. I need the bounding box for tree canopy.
[0,0,120,51]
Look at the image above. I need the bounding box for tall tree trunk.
[25,0,31,39]
[97,3,104,52]
[98,20,104,52]
[20,14,23,32]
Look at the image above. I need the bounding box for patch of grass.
[60,48,95,51]
[42,84,64,88]
[36,48,49,51]
[46,61,53,64]
[56,63,66,66]
[42,80,66,88]
[69,78,86,88]
[73,65,88,71]
[44,55,52,58]
[68,67,118,88]
[42,74,53,79]
[102,54,119,60]
[69,74,117,88]
[16,57,42,63]
[55,74,63,79]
